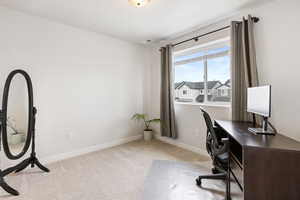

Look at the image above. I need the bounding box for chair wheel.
[196,178,202,186]
[212,168,219,174]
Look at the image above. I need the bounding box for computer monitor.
[247,85,274,135]
[247,85,271,117]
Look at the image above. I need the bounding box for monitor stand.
[248,117,275,136]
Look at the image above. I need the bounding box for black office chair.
[196,108,231,200]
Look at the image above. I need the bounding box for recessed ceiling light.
[128,0,151,7]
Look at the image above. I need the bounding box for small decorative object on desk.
[131,113,160,141]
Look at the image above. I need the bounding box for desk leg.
[226,153,231,200]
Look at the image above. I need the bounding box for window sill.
[174,102,231,108]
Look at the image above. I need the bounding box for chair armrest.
[221,138,229,143]
[213,138,230,156]
[221,138,229,151]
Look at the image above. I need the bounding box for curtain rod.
[171,17,259,47]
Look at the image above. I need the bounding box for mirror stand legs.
[0,120,18,196]
[0,170,19,196]
[32,156,50,173]
[14,153,50,173]
[0,153,49,196]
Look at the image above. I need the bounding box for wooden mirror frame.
[1,69,33,160]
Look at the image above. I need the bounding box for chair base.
[196,172,231,200]
[196,173,227,186]
[212,167,222,174]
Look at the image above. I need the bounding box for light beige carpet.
[142,160,243,200]
[0,140,211,200]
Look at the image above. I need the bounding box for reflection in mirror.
[6,74,29,156]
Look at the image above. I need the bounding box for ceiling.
[0,0,271,43]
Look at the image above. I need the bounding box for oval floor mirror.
[0,69,49,196]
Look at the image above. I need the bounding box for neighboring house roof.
[174,82,185,89]
[224,79,230,86]
[175,81,221,90]
[215,84,230,90]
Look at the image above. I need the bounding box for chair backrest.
[200,108,222,157]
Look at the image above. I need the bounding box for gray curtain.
[231,15,259,122]
[160,45,177,139]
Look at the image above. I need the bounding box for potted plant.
[131,113,160,141]
[7,117,25,145]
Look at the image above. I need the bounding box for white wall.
[252,0,300,141]
[0,6,148,167]
[148,0,300,153]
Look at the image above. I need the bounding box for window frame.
[173,38,231,106]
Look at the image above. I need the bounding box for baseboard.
[42,134,143,165]
[154,134,208,156]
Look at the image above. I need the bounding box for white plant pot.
[143,130,153,141]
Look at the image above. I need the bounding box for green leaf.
[131,113,147,120]
[148,118,160,123]
[131,114,159,130]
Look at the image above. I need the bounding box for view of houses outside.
[174,45,231,104]
[174,80,231,103]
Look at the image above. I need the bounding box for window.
[174,61,204,103]
[173,40,231,105]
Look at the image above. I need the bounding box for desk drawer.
[230,156,244,189]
